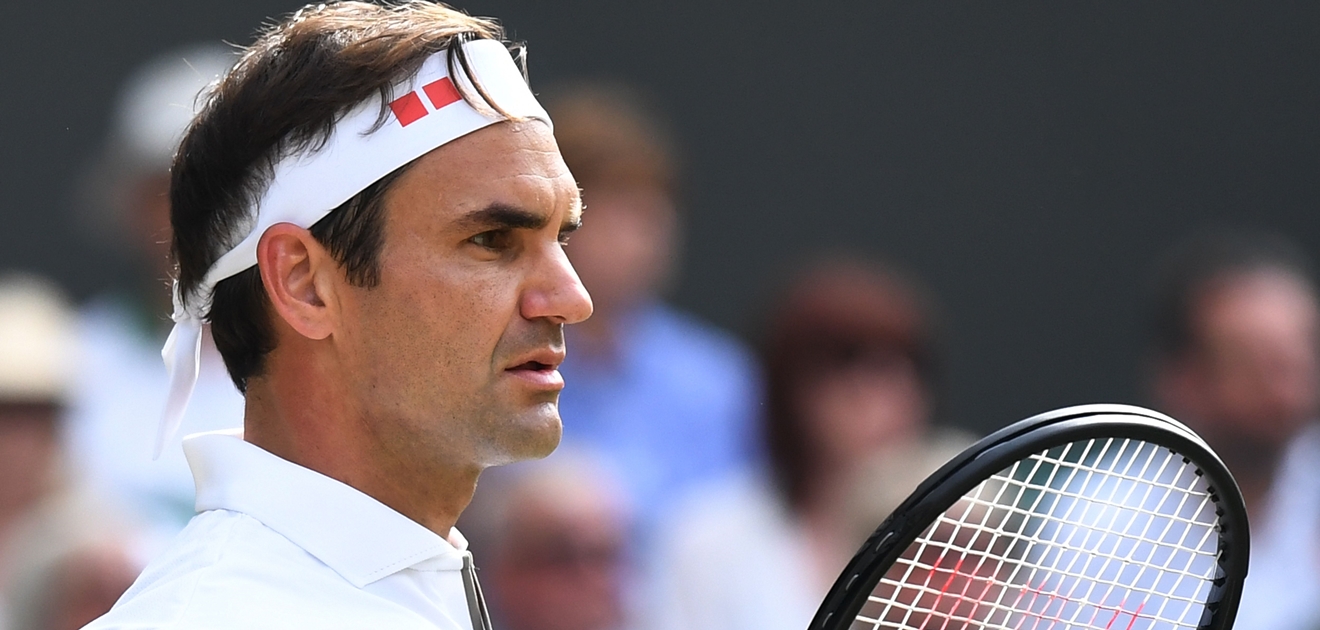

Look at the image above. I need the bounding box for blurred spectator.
[1148,230,1320,630]
[0,275,140,630]
[461,450,632,630]
[646,257,970,630]
[545,83,759,536]
[67,44,243,543]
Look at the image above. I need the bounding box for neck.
[243,344,478,537]
[798,460,856,541]
[797,470,857,590]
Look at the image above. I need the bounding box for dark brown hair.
[171,1,508,391]
[760,257,941,512]
[1150,229,1318,361]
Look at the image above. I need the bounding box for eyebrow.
[458,203,582,233]
[458,204,547,231]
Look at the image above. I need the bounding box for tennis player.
[84,2,591,629]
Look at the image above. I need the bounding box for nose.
[521,243,593,325]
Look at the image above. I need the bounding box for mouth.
[504,353,566,390]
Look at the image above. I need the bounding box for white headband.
[159,38,550,458]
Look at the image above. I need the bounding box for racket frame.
[810,403,1250,630]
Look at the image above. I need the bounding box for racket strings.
[984,448,1215,628]
[854,437,1223,630]
[939,443,1214,626]
[918,441,1214,628]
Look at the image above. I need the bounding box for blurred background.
[2,2,1320,629]
[4,1,1318,433]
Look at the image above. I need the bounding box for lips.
[504,350,566,390]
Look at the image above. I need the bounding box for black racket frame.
[809,403,1250,630]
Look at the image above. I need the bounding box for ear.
[256,223,338,341]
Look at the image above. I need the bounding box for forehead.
[1194,271,1319,338]
[386,120,578,218]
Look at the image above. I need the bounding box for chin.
[487,403,563,465]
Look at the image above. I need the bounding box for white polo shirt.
[85,430,491,629]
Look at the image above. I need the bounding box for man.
[460,451,631,630]
[1149,230,1320,630]
[87,2,592,628]
[647,257,968,630]
[0,275,80,626]
[545,84,759,536]
[0,275,139,630]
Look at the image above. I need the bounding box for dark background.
[3,2,1318,433]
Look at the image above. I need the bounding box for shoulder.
[657,471,789,561]
[644,471,819,630]
[84,511,423,629]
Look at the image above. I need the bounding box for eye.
[469,229,514,251]
[558,220,582,247]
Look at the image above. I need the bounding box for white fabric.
[85,430,481,629]
[159,38,550,458]
[69,299,243,547]
[645,472,821,630]
[1232,421,1320,630]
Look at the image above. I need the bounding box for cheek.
[801,373,926,456]
[346,260,517,395]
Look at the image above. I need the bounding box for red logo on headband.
[424,78,461,110]
[389,78,462,127]
[389,93,428,127]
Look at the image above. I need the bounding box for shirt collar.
[184,429,468,587]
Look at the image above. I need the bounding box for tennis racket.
[810,404,1249,630]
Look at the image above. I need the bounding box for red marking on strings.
[1008,581,1061,630]
[423,77,461,110]
[951,552,1010,628]
[1103,594,1145,628]
[1008,583,1038,630]
[991,566,1151,630]
[1082,596,1107,627]
[1103,605,1122,629]
[1124,601,1147,630]
[920,553,969,630]
[1009,579,1101,630]
[1031,591,1066,630]
[389,92,428,127]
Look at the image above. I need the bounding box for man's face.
[799,350,929,471]
[1168,270,1320,449]
[335,121,592,471]
[489,487,627,630]
[0,402,59,517]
